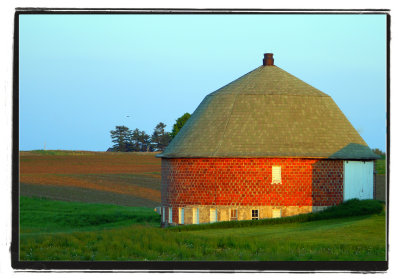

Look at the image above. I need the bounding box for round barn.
[157,53,379,227]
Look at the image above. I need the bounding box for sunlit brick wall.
[161,158,343,223]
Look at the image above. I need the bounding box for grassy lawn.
[19,196,386,261]
[20,196,160,234]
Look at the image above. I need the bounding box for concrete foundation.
[161,205,329,227]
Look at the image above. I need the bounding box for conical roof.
[158,54,378,160]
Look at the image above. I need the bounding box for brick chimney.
[263,53,274,66]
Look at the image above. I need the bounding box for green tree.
[139,130,152,152]
[372,148,386,158]
[110,126,131,152]
[130,128,141,152]
[151,122,171,151]
[171,112,191,139]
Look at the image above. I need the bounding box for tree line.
[371,148,386,158]
[109,113,191,152]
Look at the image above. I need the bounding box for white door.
[344,161,374,201]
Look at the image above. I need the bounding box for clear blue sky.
[19,14,387,151]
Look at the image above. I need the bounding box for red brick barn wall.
[161,158,343,223]
[311,160,344,206]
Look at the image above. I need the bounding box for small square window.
[230,209,238,221]
[272,166,282,184]
[272,209,281,218]
[252,209,259,220]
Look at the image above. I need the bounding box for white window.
[169,207,172,223]
[272,166,282,184]
[179,207,184,224]
[272,209,281,218]
[210,208,217,223]
[230,209,238,221]
[193,208,199,224]
[252,209,259,220]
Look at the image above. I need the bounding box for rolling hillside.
[20,151,161,207]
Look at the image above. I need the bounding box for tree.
[372,148,386,158]
[139,130,152,152]
[151,122,171,151]
[110,126,131,152]
[130,128,141,152]
[171,112,191,139]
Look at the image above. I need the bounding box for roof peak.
[208,64,328,97]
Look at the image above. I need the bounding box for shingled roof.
[158,54,379,160]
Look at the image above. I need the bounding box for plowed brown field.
[20,151,162,207]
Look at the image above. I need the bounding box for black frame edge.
[12,261,388,271]
[385,12,390,269]
[11,9,390,272]
[11,11,20,269]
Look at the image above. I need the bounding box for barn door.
[344,161,373,201]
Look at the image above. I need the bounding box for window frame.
[272,165,282,184]
[210,208,217,223]
[168,207,172,223]
[193,208,199,224]
[252,209,259,220]
[272,208,282,218]
[178,207,184,224]
[230,208,238,221]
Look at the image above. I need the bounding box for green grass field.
[20,196,160,234]
[19,196,386,261]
